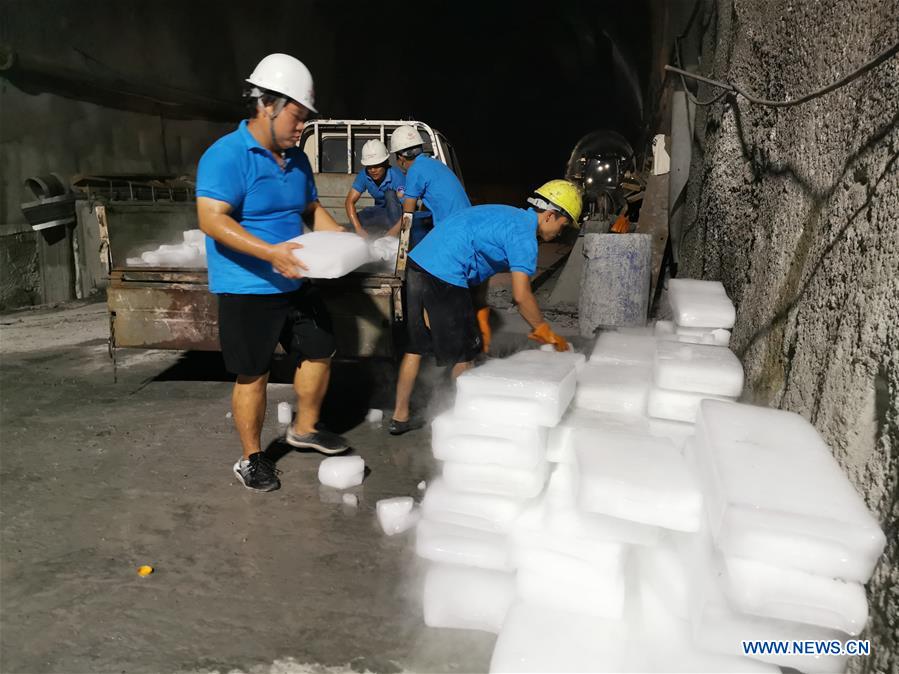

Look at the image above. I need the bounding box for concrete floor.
[0,297,582,674]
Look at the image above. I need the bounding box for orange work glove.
[528,322,570,352]
[476,306,492,353]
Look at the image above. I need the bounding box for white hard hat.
[389,125,424,153]
[246,53,317,113]
[361,139,390,166]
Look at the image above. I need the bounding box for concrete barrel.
[578,233,652,336]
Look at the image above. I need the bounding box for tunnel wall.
[679,1,898,671]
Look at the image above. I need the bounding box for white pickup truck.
[101,119,464,360]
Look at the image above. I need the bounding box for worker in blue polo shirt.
[385,125,470,246]
[196,53,350,492]
[344,139,405,237]
[388,179,582,434]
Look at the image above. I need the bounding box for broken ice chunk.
[376,497,419,535]
[317,455,364,489]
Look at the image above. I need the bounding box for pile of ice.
[412,279,885,674]
[125,228,207,267]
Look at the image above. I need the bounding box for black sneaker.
[388,417,424,436]
[233,452,281,492]
[285,427,349,455]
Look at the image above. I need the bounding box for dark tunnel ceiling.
[317,0,654,199]
[3,0,657,204]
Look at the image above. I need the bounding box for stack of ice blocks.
[411,308,885,673]
[419,350,583,634]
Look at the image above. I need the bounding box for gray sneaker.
[285,427,349,455]
[233,452,281,492]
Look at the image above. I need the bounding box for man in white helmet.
[196,53,349,492]
[385,125,470,245]
[344,139,405,237]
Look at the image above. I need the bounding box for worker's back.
[404,155,471,225]
[409,204,538,288]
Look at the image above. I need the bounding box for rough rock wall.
[679,1,898,671]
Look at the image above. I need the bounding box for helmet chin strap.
[255,95,288,153]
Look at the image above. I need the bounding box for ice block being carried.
[285,230,371,278]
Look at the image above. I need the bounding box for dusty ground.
[0,297,583,674]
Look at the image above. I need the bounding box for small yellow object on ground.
[137,565,154,576]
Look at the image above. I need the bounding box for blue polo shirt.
[196,120,317,294]
[409,205,539,288]
[403,155,470,225]
[351,166,405,207]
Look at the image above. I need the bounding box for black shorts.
[217,284,336,376]
[405,261,481,366]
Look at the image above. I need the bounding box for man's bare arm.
[196,196,305,278]
[304,200,346,233]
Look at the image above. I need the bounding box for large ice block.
[423,564,515,634]
[455,350,579,426]
[516,567,626,619]
[543,464,661,545]
[415,518,513,570]
[588,331,658,366]
[647,386,735,423]
[511,503,628,568]
[573,362,652,416]
[636,579,780,673]
[668,278,736,328]
[286,231,371,278]
[722,556,868,635]
[654,340,745,397]
[421,478,528,534]
[677,521,851,673]
[489,601,631,673]
[576,430,702,531]
[546,408,649,464]
[635,532,691,620]
[512,347,587,372]
[431,411,546,469]
[442,461,549,499]
[695,400,887,582]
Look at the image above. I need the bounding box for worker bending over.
[389,179,582,434]
[344,139,405,237]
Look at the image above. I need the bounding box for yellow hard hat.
[533,179,583,225]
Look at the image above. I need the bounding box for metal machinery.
[564,130,636,225]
